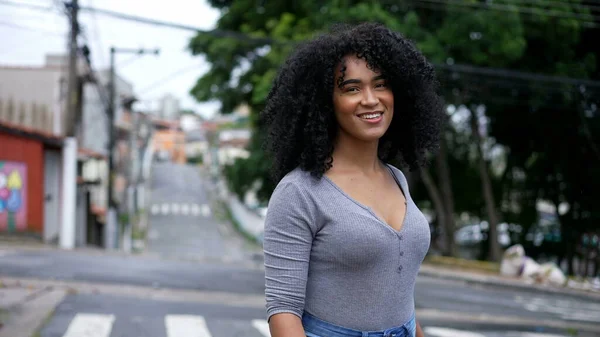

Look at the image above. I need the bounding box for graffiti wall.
[0,161,27,232]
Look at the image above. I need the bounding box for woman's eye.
[375,82,387,89]
[346,87,359,92]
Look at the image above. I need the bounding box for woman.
[261,22,443,337]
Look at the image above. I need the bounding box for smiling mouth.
[357,111,383,120]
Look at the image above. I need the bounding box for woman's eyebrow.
[338,75,386,88]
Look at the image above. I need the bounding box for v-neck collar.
[322,163,409,235]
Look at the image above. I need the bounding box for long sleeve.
[264,181,317,321]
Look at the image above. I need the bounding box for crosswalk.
[52,313,573,337]
[150,203,211,217]
[514,294,600,324]
[423,327,569,337]
[55,314,270,337]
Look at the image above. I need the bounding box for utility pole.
[105,46,117,249]
[65,0,79,137]
[59,0,79,250]
[106,47,159,250]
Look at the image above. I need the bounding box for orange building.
[151,118,186,164]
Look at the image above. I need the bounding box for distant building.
[156,94,180,121]
[185,129,208,161]
[180,113,202,132]
[151,118,186,164]
[217,129,251,166]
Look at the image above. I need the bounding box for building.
[0,120,63,241]
[156,93,180,121]
[185,129,208,162]
[217,129,251,166]
[151,118,186,164]
[0,54,71,136]
[0,54,137,250]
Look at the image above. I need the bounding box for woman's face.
[332,54,394,144]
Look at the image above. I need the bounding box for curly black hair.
[262,22,444,183]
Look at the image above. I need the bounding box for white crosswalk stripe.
[181,203,190,215]
[165,315,212,337]
[424,328,570,337]
[150,203,211,217]
[425,327,486,337]
[61,313,115,337]
[252,319,271,336]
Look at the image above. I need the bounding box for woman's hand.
[415,320,425,337]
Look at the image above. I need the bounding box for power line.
[0,0,54,11]
[77,5,276,45]
[12,0,595,91]
[436,63,600,89]
[137,64,201,94]
[413,0,599,27]
[500,0,600,13]
[0,19,66,35]
[76,4,600,88]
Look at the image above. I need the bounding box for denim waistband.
[302,312,416,337]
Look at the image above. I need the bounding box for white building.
[0,54,71,135]
[156,93,180,121]
[217,129,251,166]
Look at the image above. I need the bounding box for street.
[0,163,598,337]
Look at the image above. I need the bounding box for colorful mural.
[0,161,27,232]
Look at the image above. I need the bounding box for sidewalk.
[0,280,67,337]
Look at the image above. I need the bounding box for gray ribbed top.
[263,164,431,331]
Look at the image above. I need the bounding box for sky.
[0,0,222,118]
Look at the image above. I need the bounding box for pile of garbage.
[500,244,568,287]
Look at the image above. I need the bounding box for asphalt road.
[145,163,261,264]
[1,163,598,336]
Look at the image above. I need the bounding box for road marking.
[201,204,211,217]
[252,319,270,336]
[424,327,486,337]
[62,313,115,337]
[515,333,569,337]
[516,295,600,323]
[191,204,200,216]
[165,315,212,337]
[150,203,211,217]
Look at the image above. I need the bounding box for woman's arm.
[264,182,316,336]
[269,313,306,337]
[416,320,425,337]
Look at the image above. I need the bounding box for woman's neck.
[330,134,382,175]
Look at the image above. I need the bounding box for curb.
[418,265,600,302]
[0,286,66,337]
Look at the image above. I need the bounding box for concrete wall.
[0,66,63,135]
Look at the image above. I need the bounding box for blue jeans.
[302,311,416,337]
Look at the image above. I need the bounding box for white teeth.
[360,113,382,119]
